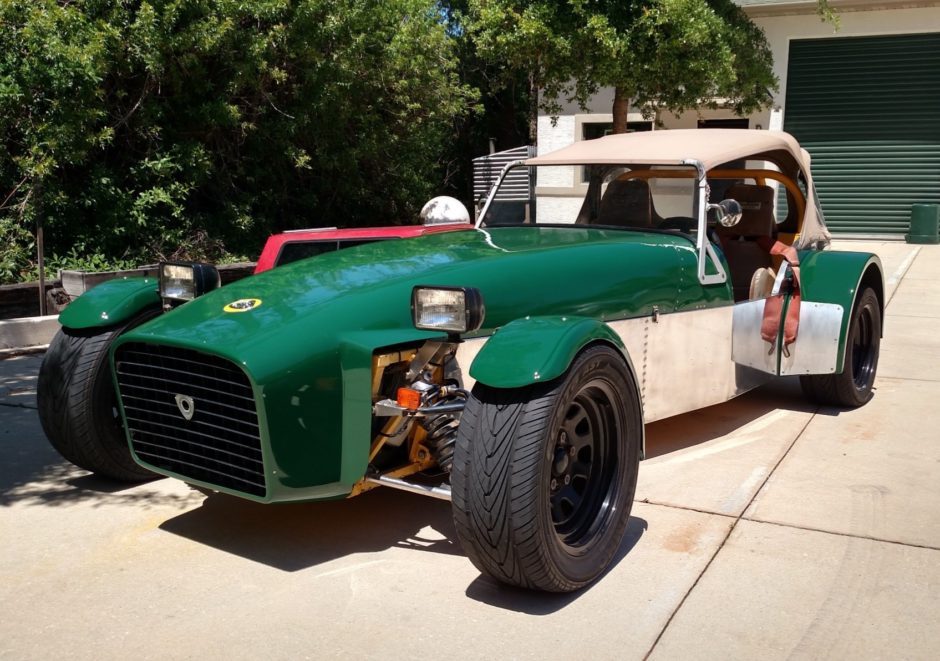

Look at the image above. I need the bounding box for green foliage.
[438,1,530,200]
[0,0,473,284]
[467,0,778,132]
[0,217,35,283]
[464,1,589,140]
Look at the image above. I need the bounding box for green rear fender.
[469,315,630,389]
[798,250,884,372]
[59,277,161,330]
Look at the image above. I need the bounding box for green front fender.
[59,277,161,330]
[469,315,627,389]
[799,250,884,372]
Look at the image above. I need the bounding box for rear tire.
[37,312,160,482]
[451,345,641,592]
[800,287,881,408]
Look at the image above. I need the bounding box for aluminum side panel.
[732,299,779,374]
[779,302,844,376]
[610,306,764,423]
[732,299,844,376]
[459,305,770,425]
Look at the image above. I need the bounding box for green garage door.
[784,33,940,234]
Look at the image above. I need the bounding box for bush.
[0,0,474,283]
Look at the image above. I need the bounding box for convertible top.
[525,128,830,249]
[526,129,807,171]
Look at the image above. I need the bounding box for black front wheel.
[451,344,642,592]
[800,286,881,408]
[37,312,160,482]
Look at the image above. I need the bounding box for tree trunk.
[528,72,539,145]
[612,86,630,134]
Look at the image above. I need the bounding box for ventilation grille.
[472,145,535,203]
[115,342,265,497]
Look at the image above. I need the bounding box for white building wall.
[538,5,940,147]
[536,115,578,221]
[534,5,940,213]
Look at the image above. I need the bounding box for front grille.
[115,342,266,497]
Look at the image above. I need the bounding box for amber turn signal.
[396,388,422,411]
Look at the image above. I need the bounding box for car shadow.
[0,402,190,509]
[463,515,648,614]
[644,376,818,458]
[161,485,649,614]
[159,487,462,572]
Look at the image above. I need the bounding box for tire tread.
[452,345,641,592]
[800,287,881,408]
[37,322,157,482]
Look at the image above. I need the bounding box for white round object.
[420,196,470,225]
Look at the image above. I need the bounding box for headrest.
[596,177,654,228]
[721,183,775,237]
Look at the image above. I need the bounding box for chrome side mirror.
[708,199,743,228]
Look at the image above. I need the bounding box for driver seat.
[717,183,776,301]
[589,177,661,228]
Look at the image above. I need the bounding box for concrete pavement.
[1,241,938,660]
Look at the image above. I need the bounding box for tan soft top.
[527,129,808,171]
[526,129,830,249]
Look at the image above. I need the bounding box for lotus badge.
[175,394,195,421]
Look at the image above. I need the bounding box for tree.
[577,0,777,133]
[464,1,590,143]
[467,0,778,136]
[439,1,531,202]
[0,0,474,283]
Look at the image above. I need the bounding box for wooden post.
[36,180,46,316]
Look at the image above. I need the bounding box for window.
[275,239,388,267]
[582,121,653,141]
[697,118,750,129]
[581,121,652,182]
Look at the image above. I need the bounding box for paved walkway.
[0,241,937,660]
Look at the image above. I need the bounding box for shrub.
[0,0,473,283]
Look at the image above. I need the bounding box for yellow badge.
[223,298,262,313]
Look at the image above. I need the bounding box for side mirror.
[708,199,743,228]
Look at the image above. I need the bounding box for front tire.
[800,287,881,408]
[451,344,642,592]
[37,313,159,482]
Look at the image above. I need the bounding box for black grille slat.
[134,450,266,490]
[122,413,263,452]
[133,440,263,473]
[119,349,248,377]
[120,383,259,416]
[122,401,260,438]
[129,434,262,469]
[115,342,266,497]
[116,369,255,401]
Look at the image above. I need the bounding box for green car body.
[41,129,886,592]
[86,224,880,503]
[110,228,719,501]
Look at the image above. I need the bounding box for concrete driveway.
[1,242,938,660]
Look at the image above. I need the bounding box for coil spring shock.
[420,411,460,472]
[413,383,467,473]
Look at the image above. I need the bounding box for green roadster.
[37,129,884,592]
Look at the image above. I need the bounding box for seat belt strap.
[757,239,801,352]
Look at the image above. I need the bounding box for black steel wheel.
[800,287,881,408]
[451,344,642,592]
[37,310,160,482]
